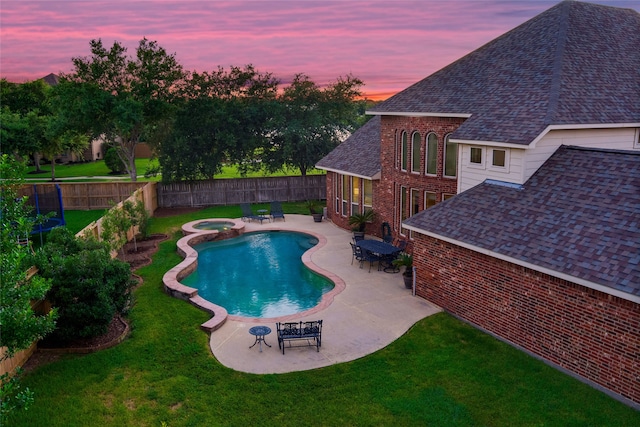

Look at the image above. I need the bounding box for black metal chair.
[360,248,381,272]
[270,201,286,221]
[382,221,393,243]
[350,242,365,265]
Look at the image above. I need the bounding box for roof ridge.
[544,1,570,125]
[563,144,640,156]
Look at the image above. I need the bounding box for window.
[470,147,483,163]
[634,128,640,149]
[442,193,455,201]
[425,133,438,175]
[411,189,420,216]
[492,149,506,167]
[401,131,408,171]
[411,132,421,173]
[444,134,457,177]
[489,148,510,172]
[424,191,436,209]
[351,176,360,215]
[363,179,373,212]
[394,130,399,169]
[341,175,348,216]
[400,186,408,235]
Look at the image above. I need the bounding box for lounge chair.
[240,203,264,223]
[270,201,286,221]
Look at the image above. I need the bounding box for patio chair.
[382,221,393,243]
[270,201,286,221]
[350,242,365,265]
[360,248,381,272]
[240,203,262,223]
[394,239,408,252]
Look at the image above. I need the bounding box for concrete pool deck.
[206,214,442,374]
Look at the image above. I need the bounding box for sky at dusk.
[2,0,639,100]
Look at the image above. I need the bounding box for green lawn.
[24,160,324,182]
[9,207,639,426]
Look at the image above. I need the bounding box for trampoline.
[25,184,66,243]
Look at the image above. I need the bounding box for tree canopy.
[0,78,90,180]
[4,38,367,182]
[263,73,365,176]
[64,38,185,181]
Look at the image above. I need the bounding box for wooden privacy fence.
[157,175,326,208]
[19,182,147,210]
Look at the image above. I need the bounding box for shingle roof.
[40,73,60,86]
[316,116,381,178]
[369,1,640,146]
[404,145,640,297]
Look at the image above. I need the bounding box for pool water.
[182,231,334,318]
[193,220,235,231]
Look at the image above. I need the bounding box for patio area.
[207,214,441,374]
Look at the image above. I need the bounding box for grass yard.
[9,207,640,426]
[24,159,324,182]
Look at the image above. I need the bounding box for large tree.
[65,38,185,181]
[1,78,90,180]
[160,65,279,181]
[263,74,365,176]
[0,79,51,172]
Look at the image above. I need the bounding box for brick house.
[316,1,639,406]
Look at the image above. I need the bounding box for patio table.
[357,239,402,272]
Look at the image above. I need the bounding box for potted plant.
[392,253,413,289]
[306,200,324,222]
[348,209,376,238]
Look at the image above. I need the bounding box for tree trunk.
[50,158,56,181]
[33,153,42,172]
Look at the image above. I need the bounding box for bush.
[104,147,126,175]
[33,228,135,342]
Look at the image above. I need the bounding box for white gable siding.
[524,128,639,182]
[458,145,525,192]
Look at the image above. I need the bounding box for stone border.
[163,218,346,332]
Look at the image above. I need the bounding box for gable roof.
[403,145,640,301]
[369,1,640,146]
[316,116,381,179]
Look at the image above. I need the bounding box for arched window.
[444,134,457,178]
[394,130,399,169]
[411,132,421,173]
[425,132,438,175]
[401,131,408,171]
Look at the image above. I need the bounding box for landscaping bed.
[23,233,167,372]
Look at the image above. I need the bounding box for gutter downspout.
[412,266,416,296]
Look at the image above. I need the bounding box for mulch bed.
[22,233,168,372]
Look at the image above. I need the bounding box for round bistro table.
[249,325,272,352]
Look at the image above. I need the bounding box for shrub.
[104,147,126,175]
[33,228,135,342]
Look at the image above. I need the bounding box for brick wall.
[325,115,464,238]
[413,233,640,405]
[378,116,462,234]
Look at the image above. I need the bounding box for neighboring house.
[316,1,639,406]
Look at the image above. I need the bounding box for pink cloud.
[2,1,638,99]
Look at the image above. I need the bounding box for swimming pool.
[181,231,334,318]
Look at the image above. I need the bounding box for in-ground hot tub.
[181,218,245,236]
[193,220,235,231]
